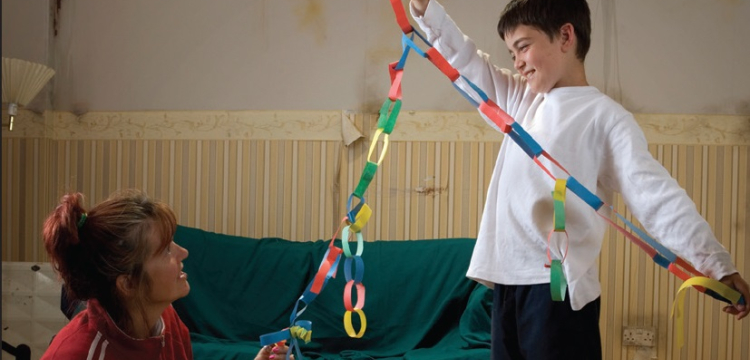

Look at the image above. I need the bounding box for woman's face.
[142,231,190,306]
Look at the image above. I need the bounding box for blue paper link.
[395,39,411,70]
[346,194,365,223]
[652,253,671,270]
[510,123,543,157]
[401,32,427,58]
[463,75,490,102]
[260,328,290,346]
[614,210,677,263]
[412,28,432,47]
[344,256,365,283]
[452,82,480,108]
[566,177,604,210]
[508,131,536,159]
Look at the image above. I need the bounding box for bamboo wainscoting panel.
[1,110,749,360]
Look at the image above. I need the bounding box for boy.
[409,1,749,359]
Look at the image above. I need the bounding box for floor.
[2,262,68,360]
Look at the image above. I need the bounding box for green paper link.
[550,260,567,302]
[353,162,379,198]
[383,99,401,134]
[553,198,565,231]
[376,98,401,135]
[376,99,393,129]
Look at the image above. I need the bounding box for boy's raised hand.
[411,0,430,16]
[720,272,750,320]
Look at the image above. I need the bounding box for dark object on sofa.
[172,225,491,360]
[2,341,31,360]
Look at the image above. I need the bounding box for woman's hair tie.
[77,213,88,229]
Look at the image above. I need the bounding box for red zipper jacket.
[42,299,192,360]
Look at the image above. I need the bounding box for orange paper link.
[390,0,413,34]
[478,101,512,133]
[426,48,460,82]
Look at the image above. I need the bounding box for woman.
[42,190,289,360]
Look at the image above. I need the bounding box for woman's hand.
[720,272,749,320]
[255,342,294,360]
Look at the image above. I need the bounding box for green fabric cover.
[173,225,491,359]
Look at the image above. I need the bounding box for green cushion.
[173,225,491,359]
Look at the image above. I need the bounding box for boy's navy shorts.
[492,283,602,360]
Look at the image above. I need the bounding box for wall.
[3,0,749,114]
[2,109,749,359]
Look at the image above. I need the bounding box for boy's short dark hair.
[497,0,591,61]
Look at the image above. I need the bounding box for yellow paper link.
[289,325,312,344]
[367,128,390,165]
[348,203,372,233]
[343,308,367,338]
[553,178,567,202]
[671,276,742,348]
[553,178,567,231]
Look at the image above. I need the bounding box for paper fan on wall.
[2,57,56,131]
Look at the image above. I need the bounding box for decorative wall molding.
[3,109,749,145]
[636,113,750,146]
[2,110,343,141]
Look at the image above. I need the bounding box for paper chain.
[258,13,403,359]
[259,1,745,356]
[386,0,744,349]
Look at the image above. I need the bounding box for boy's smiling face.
[504,24,575,93]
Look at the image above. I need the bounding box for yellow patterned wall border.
[2,110,344,141]
[0,110,47,138]
[636,114,750,146]
[2,110,749,145]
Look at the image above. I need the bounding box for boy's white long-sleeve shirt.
[412,0,737,310]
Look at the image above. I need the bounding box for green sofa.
[172,225,491,360]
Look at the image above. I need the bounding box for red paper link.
[668,263,691,282]
[389,62,404,100]
[675,257,705,278]
[478,100,513,133]
[426,48,460,82]
[540,151,570,176]
[599,206,712,293]
[532,151,571,181]
[597,212,659,260]
[670,262,707,292]
[310,245,344,294]
[667,263,708,295]
[532,157,556,181]
[390,0,414,34]
[343,280,366,311]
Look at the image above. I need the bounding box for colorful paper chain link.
[546,178,569,302]
[387,0,744,349]
[258,9,409,358]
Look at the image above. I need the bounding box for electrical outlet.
[622,327,655,347]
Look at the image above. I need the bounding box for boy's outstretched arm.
[720,273,750,320]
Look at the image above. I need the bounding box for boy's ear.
[559,23,576,51]
[116,274,134,297]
